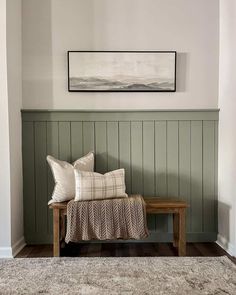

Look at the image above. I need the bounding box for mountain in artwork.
[69,76,175,91]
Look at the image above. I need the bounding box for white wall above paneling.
[7,0,24,253]
[0,0,23,257]
[22,0,219,110]
[218,0,236,257]
[0,0,11,252]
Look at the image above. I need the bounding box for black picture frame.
[67,51,177,92]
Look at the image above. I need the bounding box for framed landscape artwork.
[68,51,176,92]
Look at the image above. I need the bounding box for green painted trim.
[21,109,220,112]
[25,232,217,245]
[22,110,218,244]
[24,234,53,244]
[22,110,219,122]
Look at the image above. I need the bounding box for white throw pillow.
[74,168,128,201]
[47,152,94,204]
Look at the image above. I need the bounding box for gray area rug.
[0,256,236,294]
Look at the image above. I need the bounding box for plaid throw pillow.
[74,168,128,201]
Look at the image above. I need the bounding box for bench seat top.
[49,197,188,210]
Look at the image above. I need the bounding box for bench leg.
[173,213,179,248]
[178,208,186,256]
[60,214,66,249]
[53,208,60,257]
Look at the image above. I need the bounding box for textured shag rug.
[0,256,236,294]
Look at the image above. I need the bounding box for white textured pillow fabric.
[47,152,94,204]
[74,168,128,201]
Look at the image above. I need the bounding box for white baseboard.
[0,236,25,258]
[0,247,13,258]
[12,236,25,257]
[217,234,236,257]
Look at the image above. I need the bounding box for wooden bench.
[49,198,188,257]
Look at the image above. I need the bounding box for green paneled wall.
[22,110,219,244]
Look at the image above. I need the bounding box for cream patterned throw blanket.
[65,195,149,242]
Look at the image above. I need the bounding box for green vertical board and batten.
[155,121,168,232]
[22,122,35,237]
[143,121,155,230]
[34,122,48,235]
[178,121,191,232]
[71,122,83,161]
[131,122,143,195]
[119,122,131,194]
[190,121,203,232]
[107,122,119,171]
[58,122,71,162]
[22,110,219,244]
[166,121,179,232]
[214,121,219,233]
[95,122,107,173]
[46,122,59,234]
[203,121,216,233]
[83,122,95,154]
[167,121,179,198]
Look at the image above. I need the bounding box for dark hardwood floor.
[16,242,236,263]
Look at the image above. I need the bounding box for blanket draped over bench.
[65,195,149,243]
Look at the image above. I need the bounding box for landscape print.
[68,51,176,92]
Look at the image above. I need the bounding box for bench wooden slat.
[49,197,188,209]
